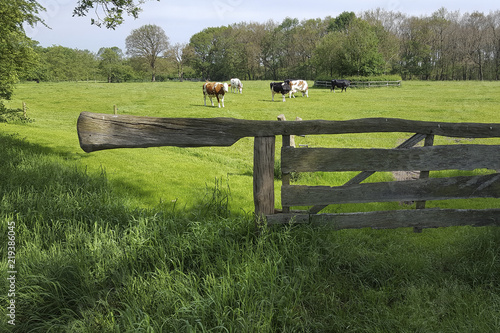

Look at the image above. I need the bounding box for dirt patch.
[392,170,420,181]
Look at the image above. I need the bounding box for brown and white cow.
[284,79,309,98]
[203,82,229,108]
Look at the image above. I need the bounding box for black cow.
[270,82,291,102]
[331,79,350,92]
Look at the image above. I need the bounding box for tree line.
[16,9,500,84]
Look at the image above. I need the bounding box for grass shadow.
[3,131,500,332]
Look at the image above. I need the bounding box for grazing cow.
[331,79,350,92]
[230,78,243,94]
[284,79,309,98]
[270,82,291,102]
[203,82,229,108]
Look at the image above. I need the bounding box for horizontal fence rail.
[282,145,500,172]
[282,174,500,206]
[78,112,500,152]
[266,209,500,229]
[314,80,402,88]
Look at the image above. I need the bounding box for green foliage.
[0,104,33,123]
[189,26,236,80]
[72,0,143,29]
[97,47,136,83]
[36,45,99,82]
[125,24,170,82]
[0,0,43,101]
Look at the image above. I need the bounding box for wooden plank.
[77,112,500,152]
[282,145,500,173]
[253,136,276,218]
[307,133,427,214]
[282,173,500,206]
[266,209,500,230]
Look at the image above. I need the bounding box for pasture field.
[1,80,500,332]
[2,80,500,211]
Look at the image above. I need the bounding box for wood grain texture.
[282,145,500,173]
[77,112,500,152]
[282,173,500,206]
[307,133,427,214]
[253,137,275,217]
[266,209,500,229]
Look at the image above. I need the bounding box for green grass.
[1,80,500,332]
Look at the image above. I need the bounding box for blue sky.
[26,0,499,53]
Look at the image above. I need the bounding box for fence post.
[414,134,435,232]
[253,136,276,221]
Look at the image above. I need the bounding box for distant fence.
[78,112,500,231]
[314,80,402,89]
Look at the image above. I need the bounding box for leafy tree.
[232,22,267,80]
[259,20,284,80]
[343,18,384,76]
[98,47,125,82]
[399,17,434,79]
[0,0,44,104]
[73,0,144,29]
[328,11,356,32]
[75,49,99,81]
[189,26,235,80]
[165,43,191,81]
[313,32,345,77]
[37,46,98,81]
[126,24,169,82]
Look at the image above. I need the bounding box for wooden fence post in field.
[253,136,275,221]
[415,134,435,233]
[23,102,27,118]
[113,105,117,115]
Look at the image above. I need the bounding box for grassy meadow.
[1,80,500,332]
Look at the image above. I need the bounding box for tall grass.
[2,81,500,331]
[2,125,500,332]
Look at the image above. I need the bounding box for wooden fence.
[314,80,402,89]
[77,112,500,231]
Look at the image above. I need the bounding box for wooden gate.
[77,112,500,230]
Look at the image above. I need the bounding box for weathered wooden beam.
[77,112,500,152]
[266,209,500,230]
[253,136,275,218]
[282,145,500,173]
[282,173,500,206]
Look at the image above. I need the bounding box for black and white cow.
[270,82,291,102]
[331,79,350,92]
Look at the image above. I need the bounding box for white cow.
[285,79,309,98]
[230,78,243,94]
